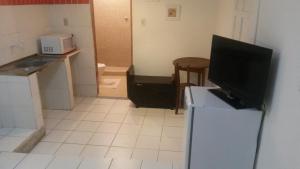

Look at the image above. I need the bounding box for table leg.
[202,69,206,86]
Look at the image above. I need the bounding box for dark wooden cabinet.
[127,68,176,109]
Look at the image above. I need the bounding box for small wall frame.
[166,4,181,21]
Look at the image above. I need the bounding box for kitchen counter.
[0,49,80,76]
[0,48,80,130]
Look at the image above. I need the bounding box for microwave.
[40,33,76,54]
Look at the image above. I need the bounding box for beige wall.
[215,0,236,38]
[47,4,97,96]
[0,5,97,97]
[93,0,132,67]
[0,5,50,66]
[132,0,219,76]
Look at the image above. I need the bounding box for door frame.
[89,0,133,96]
[89,1,99,95]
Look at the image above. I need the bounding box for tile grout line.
[38,98,184,168]
[75,152,85,169]
[12,152,27,169]
[157,109,167,163]
[42,154,56,169]
[80,103,112,157]
[131,108,147,160]
[44,110,66,132]
[103,110,124,158]
[104,103,143,159]
[129,121,142,160]
[57,103,108,156]
[108,158,114,169]
[42,130,184,150]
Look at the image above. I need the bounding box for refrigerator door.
[185,86,262,169]
[184,87,193,169]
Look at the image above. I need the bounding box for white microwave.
[40,33,76,54]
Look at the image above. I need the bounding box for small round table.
[173,57,210,86]
[173,57,210,114]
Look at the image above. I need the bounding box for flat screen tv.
[208,35,273,110]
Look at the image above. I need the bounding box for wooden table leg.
[202,69,206,86]
[175,66,180,114]
[198,72,201,86]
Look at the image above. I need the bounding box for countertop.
[0,49,80,76]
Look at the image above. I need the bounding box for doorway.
[92,0,132,98]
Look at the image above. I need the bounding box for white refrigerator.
[184,87,262,169]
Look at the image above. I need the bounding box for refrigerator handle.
[185,87,193,108]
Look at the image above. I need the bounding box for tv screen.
[208,35,273,110]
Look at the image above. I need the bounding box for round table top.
[173,57,210,69]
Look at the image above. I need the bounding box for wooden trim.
[90,0,133,95]
[90,0,100,95]
[130,0,133,66]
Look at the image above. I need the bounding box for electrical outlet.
[141,18,146,26]
[7,33,23,49]
[63,18,69,26]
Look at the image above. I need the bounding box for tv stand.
[209,88,251,109]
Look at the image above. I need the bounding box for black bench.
[127,69,176,109]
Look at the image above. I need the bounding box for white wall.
[133,0,218,76]
[0,74,44,129]
[256,0,300,168]
[0,5,49,128]
[0,5,50,66]
[47,4,97,96]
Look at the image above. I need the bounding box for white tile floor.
[0,152,184,169]
[0,152,26,169]
[25,97,186,169]
[0,128,36,152]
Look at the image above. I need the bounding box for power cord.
[253,103,267,169]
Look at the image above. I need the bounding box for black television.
[208,35,273,110]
